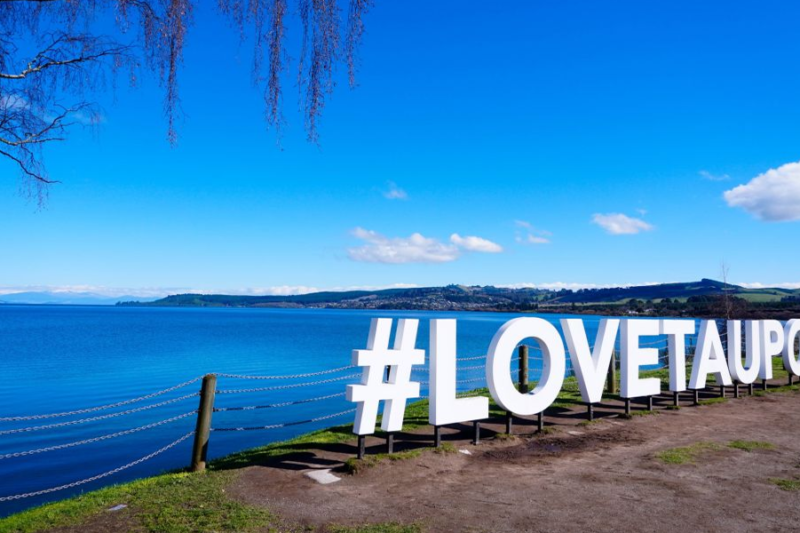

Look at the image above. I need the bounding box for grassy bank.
[2,357,795,533]
[0,393,486,533]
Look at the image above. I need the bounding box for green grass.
[345,448,425,474]
[754,384,798,397]
[0,387,499,533]
[433,442,458,455]
[551,377,586,409]
[2,461,425,533]
[698,397,728,406]
[655,442,721,464]
[657,439,777,466]
[727,440,774,452]
[769,478,800,491]
[737,292,786,303]
[0,471,274,533]
[7,360,795,533]
[621,410,658,419]
[212,396,442,471]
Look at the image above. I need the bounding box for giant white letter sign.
[783,319,800,377]
[760,320,784,381]
[429,319,489,426]
[486,317,565,416]
[689,320,732,389]
[561,318,619,404]
[660,319,695,392]
[347,318,425,434]
[728,321,760,385]
[620,319,661,398]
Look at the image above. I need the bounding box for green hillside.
[116,280,800,319]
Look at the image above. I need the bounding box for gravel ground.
[230,386,800,533]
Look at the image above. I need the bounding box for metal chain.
[453,354,487,362]
[456,377,487,385]
[0,393,199,436]
[0,377,203,422]
[211,408,356,432]
[0,431,195,502]
[213,392,346,412]
[215,373,361,394]
[413,356,523,374]
[418,376,486,386]
[215,365,356,380]
[0,411,197,461]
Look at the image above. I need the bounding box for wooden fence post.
[607,351,617,394]
[191,374,217,472]
[519,345,529,394]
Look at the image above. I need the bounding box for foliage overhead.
[0,0,372,201]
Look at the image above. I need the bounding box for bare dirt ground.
[230,385,800,533]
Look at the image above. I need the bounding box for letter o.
[784,319,800,376]
[486,317,565,416]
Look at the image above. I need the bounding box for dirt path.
[230,388,800,533]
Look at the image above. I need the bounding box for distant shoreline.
[115,278,800,320]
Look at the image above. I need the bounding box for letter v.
[560,319,620,404]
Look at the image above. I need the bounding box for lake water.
[0,305,669,516]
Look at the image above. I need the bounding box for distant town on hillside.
[116,279,800,319]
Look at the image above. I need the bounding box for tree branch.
[0,147,57,184]
[0,39,131,80]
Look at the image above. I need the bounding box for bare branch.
[0,0,373,200]
[0,147,56,184]
[345,0,370,88]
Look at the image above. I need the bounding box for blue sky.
[2,0,800,297]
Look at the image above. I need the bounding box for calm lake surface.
[0,305,668,516]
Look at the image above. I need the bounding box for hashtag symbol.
[347,318,425,435]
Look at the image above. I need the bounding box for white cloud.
[239,286,320,296]
[700,170,731,182]
[736,282,800,290]
[0,283,424,298]
[723,161,800,222]
[348,228,461,263]
[347,228,502,264]
[450,233,503,253]
[499,281,661,291]
[525,235,551,244]
[0,94,29,111]
[383,181,408,200]
[514,220,551,244]
[591,213,654,235]
[0,285,176,298]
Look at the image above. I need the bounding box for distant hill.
[118,285,551,311]
[119,280,800,318]
[550,278,799,304]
